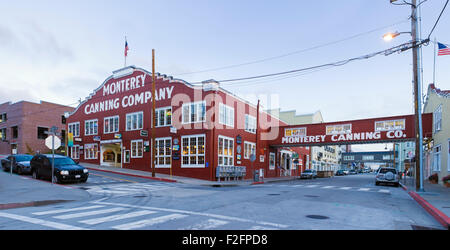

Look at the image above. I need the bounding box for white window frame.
[70,145,80,159]
[243,141,256,159]
[84,143,98,160]
[182,101,206,124]
[218,135,234,166]
[155,107,172,127]
[68,122,80,137]
[84,119,98,136]
[269,152,276,170]
[155,137,172,168]
[126,111,144,131]
[104,116,119,134]
[181,134,206,168]
[131,139,144,158]
[219,103,234,128]
[245,114,256,134]
[433,144,441,171]
[434,104,442,133]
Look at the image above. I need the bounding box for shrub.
[428,173,439,182]
[442,175,450,183]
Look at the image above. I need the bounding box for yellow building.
[423,84,450,186]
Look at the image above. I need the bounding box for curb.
[401,183,450,230]
[86,167,177,183]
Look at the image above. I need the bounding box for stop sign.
[45,135,61,150]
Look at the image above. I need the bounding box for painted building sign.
[271,114,433,146]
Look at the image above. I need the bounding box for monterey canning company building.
[67,66,309,181]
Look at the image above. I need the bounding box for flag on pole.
[437,42,450,56]
[125,39,129,57]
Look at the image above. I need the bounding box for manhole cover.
[304,195,319,198]
[306,215,329,220]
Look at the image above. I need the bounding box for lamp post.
[385,0,424,192]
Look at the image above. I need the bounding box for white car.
[375,167,400,187]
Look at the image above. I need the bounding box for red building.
[66,66,310,181]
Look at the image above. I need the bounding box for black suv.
[30,154,89,184]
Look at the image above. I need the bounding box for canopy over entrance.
[268,113,432,147]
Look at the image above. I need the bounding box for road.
[0,169,445,230]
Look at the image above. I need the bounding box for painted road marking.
[0,212,88,230]
[183,219,229,230]
[305,185,319,188]
[339,187,352,190]
[32,205,104,216]
[249,225,279,230]
[53,207,126,220]
[378,189,390,193]
[112,214,188,230]
[80,210,157,225]
[321,186,335,189]
[358,188,371,192]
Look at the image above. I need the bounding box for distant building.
[0,101,74,156]
[423,83,450,185]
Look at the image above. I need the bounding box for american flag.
[438,42,450,56]
[124,40,129,57]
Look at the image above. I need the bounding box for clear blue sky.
[1,0,449,150]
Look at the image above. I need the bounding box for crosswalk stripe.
[292,185,304,187]
[112,213,188,230]
[53,207,126,220]
[321,186,335,189]
[185,219,229,230]
[340,187,352,190]
[358,188,371,192]
[249,225,279,230]
[32,205,104,216]
[378,189,390,193]
[305,185,319,188]
[79,210,157,225]
[0,212,88,230]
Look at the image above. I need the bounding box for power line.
[427,0,449,39]
[172,19,409,76]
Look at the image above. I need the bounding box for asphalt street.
[0,170,446,230]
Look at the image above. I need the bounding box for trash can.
[254,170,259,182]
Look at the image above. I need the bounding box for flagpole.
[433,37,436,84]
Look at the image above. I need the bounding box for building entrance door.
[100,142,122,168]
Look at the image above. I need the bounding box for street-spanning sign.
[269,113,433,147]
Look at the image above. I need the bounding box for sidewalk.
[82,163,299,187]
[400,176,450,229]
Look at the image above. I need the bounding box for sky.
[1,0,449,152]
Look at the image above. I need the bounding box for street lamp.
[385,0,425,192]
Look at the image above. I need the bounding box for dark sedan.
[1,154,34,175]
[31,154,89,184]
[335,170,346,176]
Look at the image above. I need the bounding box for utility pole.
[411,0,425,192]
[152,49,156,177]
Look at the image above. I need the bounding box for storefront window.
[156,138,171,168]
[131,140,143,158]
[244,141,256,159]
[181,134,205,167]
[218,136,234,166]
[84,144,98,159]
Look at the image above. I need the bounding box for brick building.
[66,66,310,181]
[0,100,74,156]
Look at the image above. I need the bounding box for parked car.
[335,170,346,176]
[348,169,357,175]
[30,154,89,184]
[300,169,317,179]
[1,154,34,175]
[375,167,399,187]
[343,170,349,175]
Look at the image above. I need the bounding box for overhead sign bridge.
[269,113,432,147]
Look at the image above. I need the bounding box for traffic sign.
[45,135,61,150]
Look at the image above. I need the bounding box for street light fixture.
[382,31,411,41]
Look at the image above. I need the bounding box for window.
[71,145,80,159]
[37,127,48,139]
[156,138,171,168]
[11,126,18,139]
[131,140,143,158]
[269,152,276,170]
[243,141,256,159]
[181,135,205,167]
[245,115,256,133]
[362,155,374,161]
[285,127,307,137]
[434,105,442,133]
[382,155,392,160]
[218,136,234,166]
[433,145,441,171]
[84,144,98,159]
[126,112,143,131]
[182,102,206,123]
[0,128,6,141]
[219,103,234,127]
[104,116,119,134]
[375,119,405,131]
[68,122,80,137]
[85,119,98,136]
[0,113,6,123]
[155,107,172,127]
[343,155,354,161]
[326,124,352,135]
